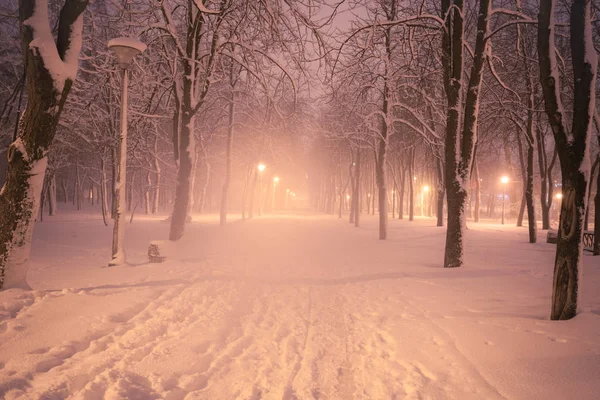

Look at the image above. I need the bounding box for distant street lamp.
[108,37,146,267]
[501,176,509,225]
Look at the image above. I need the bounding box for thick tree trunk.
[354,149,361,227]
[144,172,151,215]
[539,0,596,319]
[0,0,87,289]
[61,179,68,203]
[152,136,160,214]
[436,157,445,226]
[196,155,210,214]
[473,159,480,223]
[516,130,527,227]
[584,157,598,230]
[111,146,117,219]
[169,111,195,241]
[100,156,108,227]
[399,163,405,220]
[220,91,235,226]
[525,141,537,243]
[443,0,489,268]
[594,160,600,255]
[408,149,415,221]
[48,172,57,216]
[75,164,82,210]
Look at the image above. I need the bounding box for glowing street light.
[274,176,280,183]
[258,163,266,172]
[108,37,146,267]
[501,176,509,225]
[556,193,563,200]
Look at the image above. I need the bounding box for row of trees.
[0,0,598,320]
[307,0,599,321]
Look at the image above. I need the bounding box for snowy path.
[0,212,599,399]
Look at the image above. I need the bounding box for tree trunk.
[144,172,151,215]
[584,156,598,230]
[170,107,195,240]
[61,179,68,203]
[436,156,445,226]
[48,172,57,216]
[100,156,108,227]
[354,149,361,227]
[473,159,480,223]
[443,0,490,268]
[408,148,415,221]
[594,157,600,254]
[539,0,596,319]
[0,0,87,289]
[525,135,537,243]
[516,129,527,227]
[111,146,117,219]
[152,135,160,214]
[220,90,235,226]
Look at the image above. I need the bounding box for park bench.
[546,230,595,252]
[148,241,167,263]
[583,231,595,252]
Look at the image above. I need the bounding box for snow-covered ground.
[0,210,599,399]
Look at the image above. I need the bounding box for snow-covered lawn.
[0,211,599,399]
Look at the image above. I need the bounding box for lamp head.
[108,37,146,69]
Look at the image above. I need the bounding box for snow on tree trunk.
[220,90,235,227]
[375,139,388,240]
[0,0,87,289]
[152,136,160,214]
[538,0,597,320]
[473,159,480,223]
[443,0,489,268]
[144,172,151,215]
[436,157,445,226]
[524,76,537,244]
[593,159,600,256]
[169,112,195,241]
[354,149,361,228]
[48,171,57,216]
[408,148,415,221]
[100,156,108,227]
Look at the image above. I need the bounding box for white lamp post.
[501,176,509,225]
[108,37,146,266]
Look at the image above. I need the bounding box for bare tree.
[538,0,597,320]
